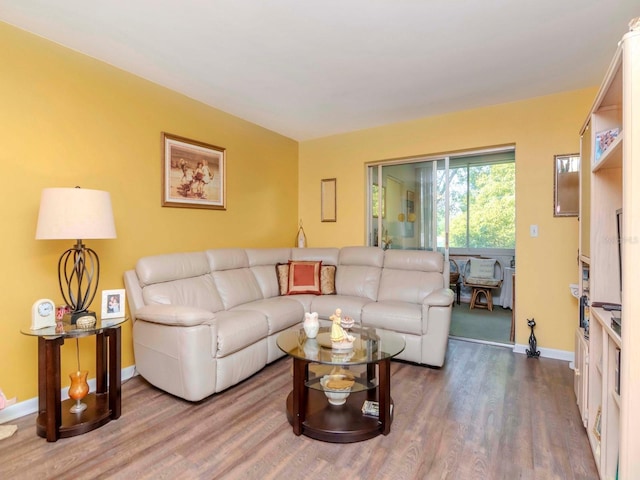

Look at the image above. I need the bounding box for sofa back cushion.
[142,274,225,312]
[291,247,339,265]
[136,251,210,286]
[378,250,445,303]
[246,248,292,298]
[206,248,264,309]
[135,252,225,311]
[205,248,250,272]
[336,246,384,300]
[212,269,264,309]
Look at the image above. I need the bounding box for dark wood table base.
[36,327,122,441]
[286,356,394,442]
[285,389,394,443]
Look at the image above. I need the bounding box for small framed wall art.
[162,132,226,210]
[101,289,126,319]
[321,178,337,222]
[553,153,579,217]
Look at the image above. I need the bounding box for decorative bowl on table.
[340,315,355,330]
[320,374,354,406]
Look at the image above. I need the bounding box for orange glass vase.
[69,370,89,413]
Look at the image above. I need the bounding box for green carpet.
[449,305,513,344]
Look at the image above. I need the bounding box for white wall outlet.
[530,225,539,237]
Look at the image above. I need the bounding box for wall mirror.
[554,153,580,217]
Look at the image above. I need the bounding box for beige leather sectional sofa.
[124,246,454,401]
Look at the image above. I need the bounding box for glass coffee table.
[276,326,405,442]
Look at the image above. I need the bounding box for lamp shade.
[36,188,117,240]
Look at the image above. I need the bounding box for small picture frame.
[594,128,619,163]
[101,289,126,319]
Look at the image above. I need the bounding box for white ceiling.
[1,1,638,140]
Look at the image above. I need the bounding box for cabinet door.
[574,328,588,427]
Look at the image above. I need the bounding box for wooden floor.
[0,339,598,480]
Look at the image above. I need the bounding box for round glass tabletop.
[21,316,128,338]
[277,326,405,366]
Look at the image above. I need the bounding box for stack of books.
[361,400,393,417]
[362,400,379,417]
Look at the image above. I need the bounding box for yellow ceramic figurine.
[330,308,354,348]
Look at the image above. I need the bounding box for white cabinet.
[579,25,640,479]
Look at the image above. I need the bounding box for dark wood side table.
[21,317,127,442]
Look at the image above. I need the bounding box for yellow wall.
[299,88,597,351]
[0,19,598,405]
[0,22,298,402]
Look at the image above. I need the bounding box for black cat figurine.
[526,318,540,358]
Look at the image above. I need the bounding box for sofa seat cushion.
[362,301,422,335]
[231,297,304,335]
[310,294,374,322]
[215,310,269,358]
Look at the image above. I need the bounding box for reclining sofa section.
[124,246,454,401]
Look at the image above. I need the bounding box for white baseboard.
[513,343,575,364]
[0,365,137,424]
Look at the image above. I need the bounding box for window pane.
[447,167,469,248]
[448,160,515,249]
[468,163,515,248]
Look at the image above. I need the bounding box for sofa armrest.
[135,304,216,327]
[423,288,454,307]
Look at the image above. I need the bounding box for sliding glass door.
[368,157,449,254]
[367,146,515,276]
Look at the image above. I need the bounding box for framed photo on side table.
[162,132,226,210]
[101,289,126,319]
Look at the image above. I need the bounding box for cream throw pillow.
[469,258,496,279]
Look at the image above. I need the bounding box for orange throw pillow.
[287,260,322,295]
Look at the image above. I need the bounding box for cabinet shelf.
[592,308,622,348]
[592,131,623,172]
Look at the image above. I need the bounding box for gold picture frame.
[553,153,579,217]
[162,132,226,210]
[321,178,337,222]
